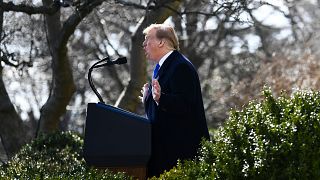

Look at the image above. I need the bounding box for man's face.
[143,29,161,62]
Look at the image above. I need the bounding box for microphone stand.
[88,57,111,104]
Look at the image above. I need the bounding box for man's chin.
[146,56,154,61]
[148,59,157,62]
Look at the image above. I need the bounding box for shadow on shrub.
[156,88,320,179]
[0,131,131,179]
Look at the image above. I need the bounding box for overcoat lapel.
[156,50,177,80]
[145,50,178,103]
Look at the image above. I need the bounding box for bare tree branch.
[0,53,18,67]
[58,0,104,47]
[115,0,151,9]
[0,1,59,15]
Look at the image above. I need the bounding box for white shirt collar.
[158,50,173,67]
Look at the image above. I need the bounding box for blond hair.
[143,24,180,50]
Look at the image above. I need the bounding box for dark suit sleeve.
[158,62,197,115]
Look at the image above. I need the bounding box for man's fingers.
[152,79,159,86]
[152,79,160,90]
[151,79,161,103]
[140,83,150,103]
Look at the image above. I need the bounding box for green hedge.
[157,88,320,179]
[2,88,320,179]
[0,131,131,179]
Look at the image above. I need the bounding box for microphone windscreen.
[117,57,127,64]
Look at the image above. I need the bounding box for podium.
[83,103,151,179]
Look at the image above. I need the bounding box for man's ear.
[158,40,165,47]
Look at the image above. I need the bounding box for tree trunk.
[38,46,76,135]
[37,0,102,135]
[0,67,30,158]
[0,0,30,159]
[116,0,182,112]
[37,0,76,135]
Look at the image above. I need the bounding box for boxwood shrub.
[157,88,320,179]
[2,88,320,179]
[0,131,131,179]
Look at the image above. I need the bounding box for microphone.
[94,57,127,68]
[88,56,127,104]
[112,57,127,65]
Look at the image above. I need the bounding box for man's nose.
[143,40,148,47]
